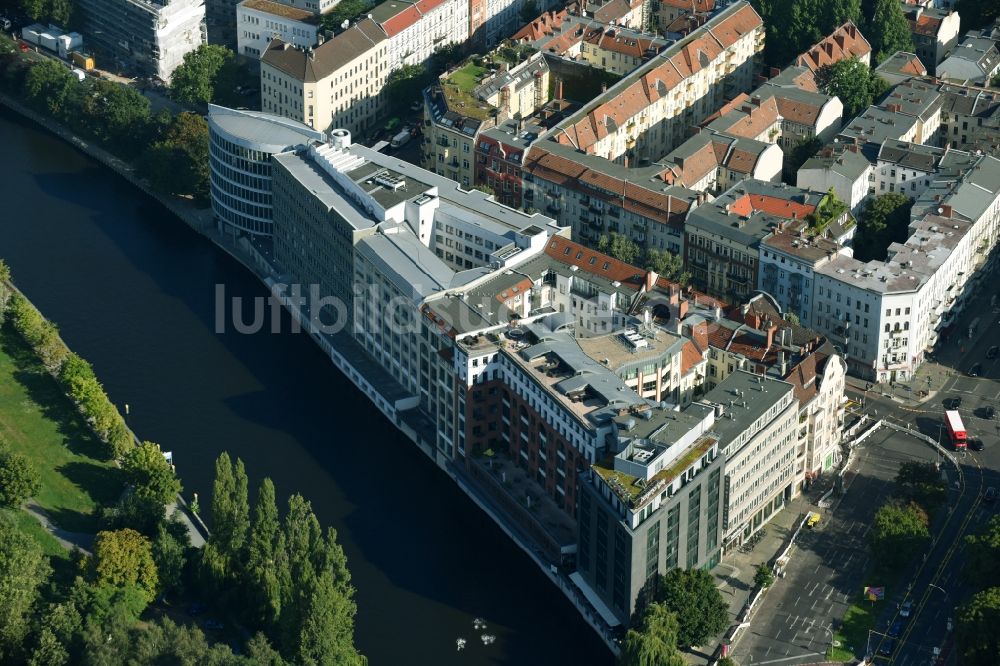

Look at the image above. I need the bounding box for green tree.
[139,112,210,203]
[519,0,539,24]
[0,443,41,507]
[19,0,47,21]
[29,600,82,666]
[169,44,236,107]
[654,568,728,649]
[816,57,889,119]
[296,570,363,666]
[84,80,153,156]
[956,0,1000,33]
[752,0,860,68]
[472,183,496,196]
[28,628,68,666]
[754,563,775,589]
[855,193,912,261]
[965,516,1000,589]
[870,500,929,569]
[894,461,946,514]
[605,232,640,265]
[320,0,376,31]
[245,478,282,627]
[121,441,182,506]
[718,658,738,666]
[47,0,73,26]
[202,453,250,597]
[22,59,75,116]
[384,64,430,116]
[645,249,690,285]
[784,312,801,325]
[619,602,685,666]
[90,528,159,603]
[956,587,1000,666]
[0,516,50,661]
[867,0,914,63]
[245,633,288,665]
[152,517,189,597]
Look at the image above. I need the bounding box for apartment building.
[422,52,550,187]
[685,180,855,301]
[938,83,1000,152]
[236,0,320,58]
[807,155,1000,381]
[754,67,845,150]
[873,140,976,198]
[370,0,469,68]
[793,21,871,72]
[77,0,205,81]
[469,0,560,48]
[722,295,845,481]
[702,371,798,546]
[260,22,389,135]
[650,0,714,29]
[658,130,784,194]
[210,0,343,45]
[522,145,697,256]
[937,31,1000,85]
[512,13,669,77]
[476,118,545,209]
[548,1,764,165]
[874,50,928,86]
[578,403,724,624]
[207,104,326,236]
[797,143,873,214]
[903,4,960,73]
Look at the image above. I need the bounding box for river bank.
[0,92,619,657]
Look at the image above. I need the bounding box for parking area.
[730,428,947,665]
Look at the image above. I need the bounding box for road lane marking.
[756,653,824,664]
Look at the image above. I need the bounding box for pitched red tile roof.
[584,28,662,58]
[524,147,691,224]
[794,21,872,72]
[556,2,762,152]
[908,13,942,37]
[728,193,817,219]
[660,0,714,11]
[511,8,571,41]
[680,340,704,375]
[380,5,422,37]
[543,236,646,289]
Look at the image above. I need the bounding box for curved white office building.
[208,104,325,236]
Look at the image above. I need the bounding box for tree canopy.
[867,0,914,63]
[751,0,861,67]
[957,0,1000,33]
[956,587,1000,665]
[90,528,159,603]
[169,45,244,107]
[870,500,929,569]
[598,233,641,265]
[645,249,690,286]
[816,57,890,119]
[0,516,50,661]
[854,193,913,262]
[619,603,685,666]
[121,441,182,506]
[893,461,946,514]
[652,568,728,649]
[965,516,1000,589]
[0,442,41,507]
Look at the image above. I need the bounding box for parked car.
[969,363,982,377]
[988,345,999,359]
[888,619,905,638]
[900,600,913,618]
[985,487,997,503]
[976,406,996,420]
[945,397,962,409]
[879,638,896,656]
[969,438,984,451]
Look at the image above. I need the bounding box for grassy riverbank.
[0,324,123,538]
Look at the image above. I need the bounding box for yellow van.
[806,512,821,528]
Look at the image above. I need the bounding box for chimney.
[766,323,777,349]
[940,203,953,217]
[645,270,658,291]
[678,298,689,320]
[555,78,564,100]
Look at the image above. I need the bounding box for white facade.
[380,0,469,68]
[237,1,319,58]
[797,151,872,214]
[153,0,207,80]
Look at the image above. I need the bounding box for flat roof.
[700,370,793,448]
[208,104,324,152]
[239,0,319,23]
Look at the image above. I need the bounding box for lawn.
[447,62,487,92]
[829,598,882,661]
[0,325,122,535]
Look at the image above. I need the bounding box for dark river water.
[0,107,613,666]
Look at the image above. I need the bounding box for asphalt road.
[730,429,945,666]
[842,271,1000,665]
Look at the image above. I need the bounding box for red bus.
[945,410,966,449]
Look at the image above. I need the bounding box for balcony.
[437,137,450,147]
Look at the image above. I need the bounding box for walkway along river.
[0,106,614,665]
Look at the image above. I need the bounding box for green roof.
[593,436,717,509]
[441,61,494,121]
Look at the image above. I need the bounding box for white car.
[900,600,913,618]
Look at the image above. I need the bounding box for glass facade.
[208,130,278,236]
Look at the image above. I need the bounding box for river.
[0,107,613,666]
